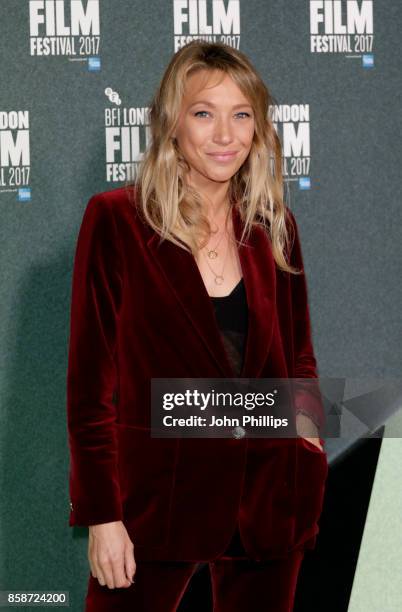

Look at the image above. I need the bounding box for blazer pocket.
[292,436,328,550]
[115,423,180,548]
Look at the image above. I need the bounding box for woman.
[67,41,328,611]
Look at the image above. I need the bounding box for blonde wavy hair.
[125,40,299,274]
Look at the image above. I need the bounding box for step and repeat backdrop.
[1,1,401,611]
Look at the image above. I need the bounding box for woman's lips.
[206,151,238,162]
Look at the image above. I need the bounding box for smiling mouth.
[206,152,238,161]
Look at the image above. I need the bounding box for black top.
[210,278,248,376]
[210,278,250,558]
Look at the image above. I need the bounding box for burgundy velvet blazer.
[66,185,328,562]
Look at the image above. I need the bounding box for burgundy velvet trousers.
[85,526,305,612]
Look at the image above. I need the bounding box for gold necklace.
[203,219,236,285]
[203,236,231,285]
[206,204,231,260]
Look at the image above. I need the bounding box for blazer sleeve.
[286,208,325,433]
[66,193,124,527]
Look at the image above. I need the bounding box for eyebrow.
[189,101,253,110]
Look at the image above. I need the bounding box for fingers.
[98,555,115,589]
[88,522,135,589]
[302,436,324,452]
[124,539,136,584]
[107,536,134,588]
[110,554,131,589]
[90,533,110,587]
[88,530,106,585]
[88,537,96,578]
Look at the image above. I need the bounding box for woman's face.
[173,69,255,191]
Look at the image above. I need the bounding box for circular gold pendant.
[208,250,218,259]
[214,275,224,285]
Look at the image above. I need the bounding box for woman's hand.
[296,412,324,452]
[300,436,324,452]
[88,520,136,589]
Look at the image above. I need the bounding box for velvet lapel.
[146,206,276,378]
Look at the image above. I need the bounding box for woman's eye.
[193,111,251,118]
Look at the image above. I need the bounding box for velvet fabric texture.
[85,550,305,611]
[66,185,328,561]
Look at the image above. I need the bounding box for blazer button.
[70,501,74,511]
[232,426,246,439]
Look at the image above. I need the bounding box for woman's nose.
[212,117,234,143]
